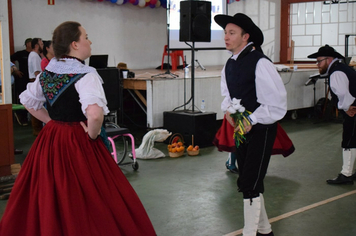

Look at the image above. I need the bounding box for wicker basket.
[168,133,185,158]
[169,151,184,158]
[187,135,200,156]
[187,149,199,156]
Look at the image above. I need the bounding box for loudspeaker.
[97,67,123,125]
[179,1,211,42]
[164,111,217,147]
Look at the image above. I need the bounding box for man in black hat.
[214,13,287,236]
[308,44,356,185]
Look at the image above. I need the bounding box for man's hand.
[235,119,252,134]
[11,66,23,78]
[225,111,235,127]
[13,70,23,78]
[346,106,356,117]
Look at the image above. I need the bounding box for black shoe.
[352,171,356,180]
[14,149,23,155]
[257,231,274,236]
[326,174,353,185]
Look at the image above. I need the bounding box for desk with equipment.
[121,64,323,128]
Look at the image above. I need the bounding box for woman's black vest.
[40,71,87,122]
[328,61,356,107]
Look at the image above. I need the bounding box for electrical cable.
[173,96,192,111]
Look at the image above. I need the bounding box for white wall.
[291,1,356,60]
[1,0,12,104]
[228,0,281,62]
[12,0,167,69]
[11,0,281,70]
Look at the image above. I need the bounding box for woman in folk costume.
[0,21,156,236]
[214,13,288,236]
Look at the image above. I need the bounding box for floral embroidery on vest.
[40,70,86,106]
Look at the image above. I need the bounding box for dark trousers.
[342,113,356,148]
[235,123,277,199]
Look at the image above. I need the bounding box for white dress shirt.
[327,58,355,111]
[220,45,287,125]
[28,51,42,79]
[20,58,109,117]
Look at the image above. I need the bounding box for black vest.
[225,47,271,129]
[328,61,356,106]
[40,71,87,122]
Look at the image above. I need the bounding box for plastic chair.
[161,45,177,70]
[174,50,185,69]
[161,45,185,70]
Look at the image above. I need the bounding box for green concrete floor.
[1,112,356,236]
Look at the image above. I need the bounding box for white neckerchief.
[46,58,103,83]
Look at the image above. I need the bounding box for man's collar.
[323,58,339,76]
[231,42,254,60]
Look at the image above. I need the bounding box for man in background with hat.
[214,13,287,236]
[308,44,356,185]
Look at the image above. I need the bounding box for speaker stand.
[190,41,197,112]
[172,0,212,113]
[195,59,206,70]
[171,41,204,113]
[151,0,178,79]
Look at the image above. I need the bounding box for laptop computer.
[89,55,108,69]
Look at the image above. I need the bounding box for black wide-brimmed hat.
[307,44,344,59]
[214,13,264,46]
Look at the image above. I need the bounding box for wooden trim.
[123,79,146,90]
[8,0,14,55]
[280,0,324,64]
[133,90,147,106]
[280,1,290,63]
[0,104,15,177]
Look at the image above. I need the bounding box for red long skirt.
[0,120,156,236]
[213,115,295,157]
